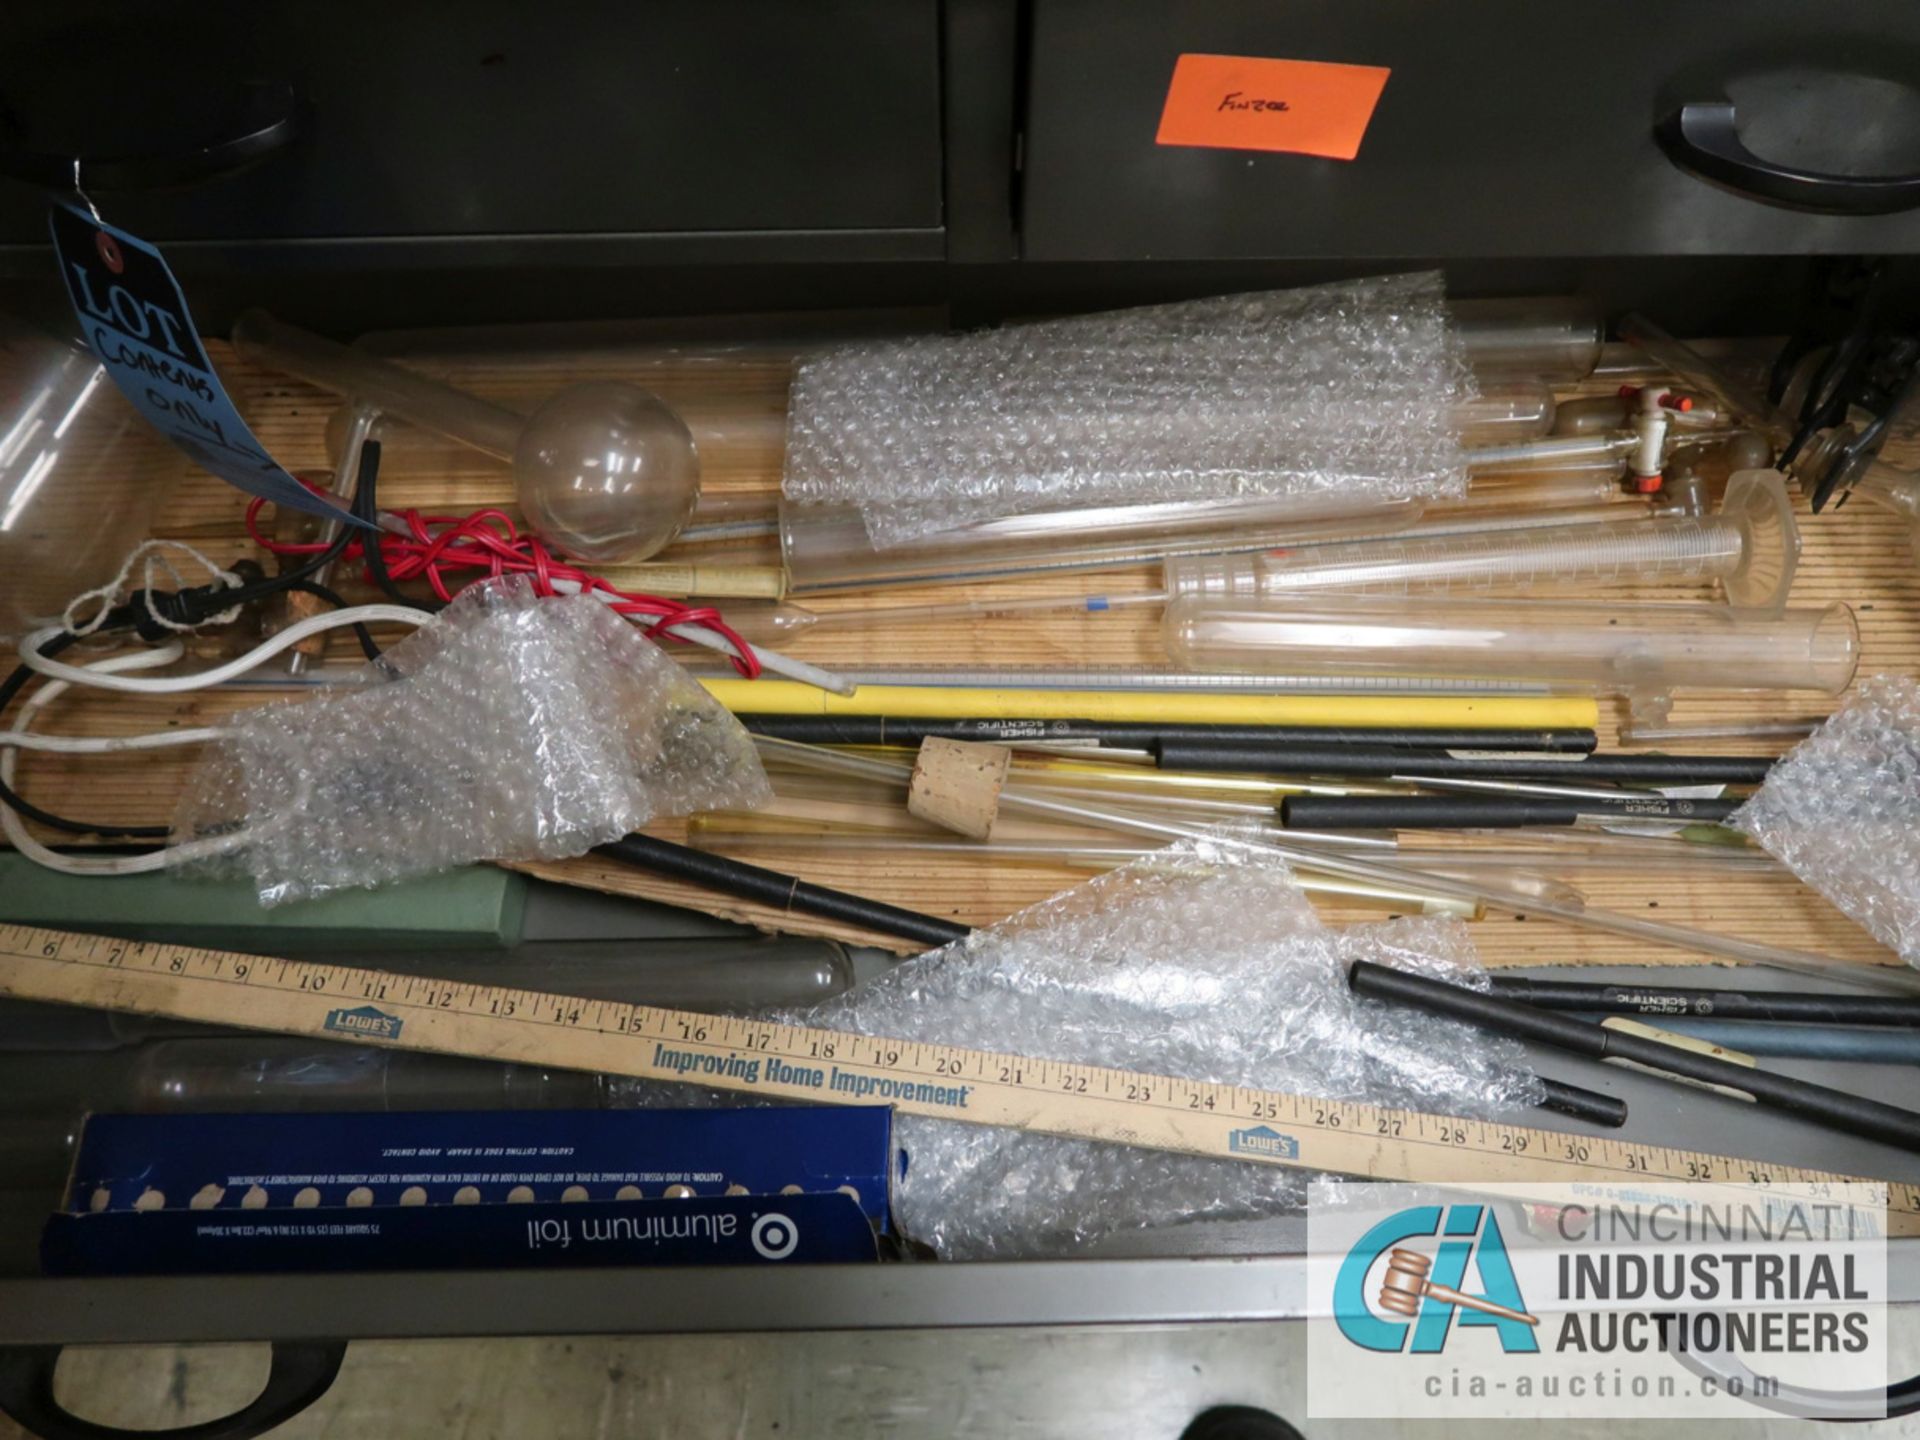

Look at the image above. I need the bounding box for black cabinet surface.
[0,1,944,255]
[1019,0,1920,262]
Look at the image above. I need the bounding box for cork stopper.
[907,737,1012,839]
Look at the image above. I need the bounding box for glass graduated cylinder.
[1163,470,1798,610]
[1165,517,1734,599]
[1162,594,1860,699]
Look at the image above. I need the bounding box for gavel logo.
[1379,1248,1540,1326]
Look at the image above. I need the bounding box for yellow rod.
[596,561,786,599]
[699,679,1598,730]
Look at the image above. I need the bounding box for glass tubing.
[752,737,1920,995]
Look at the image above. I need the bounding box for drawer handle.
[1658,100,1920,215]
[0,80,301,192]
[0,1339,345,1440]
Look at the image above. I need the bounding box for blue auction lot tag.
[48,201,375,530]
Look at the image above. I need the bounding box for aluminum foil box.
[43,1107,895,1274]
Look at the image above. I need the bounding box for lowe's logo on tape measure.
[323,1005,405,1041]
[1228,1124,1299,1159]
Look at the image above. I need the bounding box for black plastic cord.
[132,506,361,634]
[0,632,171,840]
[281,579,384,663]
[0,446,410,838]
[352,440,444,614]
[0,576,386,840]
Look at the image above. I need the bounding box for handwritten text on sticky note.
[1156,53,1391,161]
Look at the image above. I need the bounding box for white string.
[62,539,247,637]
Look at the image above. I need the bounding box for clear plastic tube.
[233,310,525,459]
[1163,471,1800,611]
[1162,594,1860,703]
[753,735,1920,992]
[779,494,1428,593]
[1452,296,1606,382]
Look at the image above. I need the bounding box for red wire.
[246,492,763,679]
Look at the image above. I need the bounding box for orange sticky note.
[1155,53,1391,161]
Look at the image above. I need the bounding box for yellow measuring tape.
[3,924,1913,1235]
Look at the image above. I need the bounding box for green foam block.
[0,858,526,951]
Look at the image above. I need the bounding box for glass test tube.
[684,824,1479,917]
[1453,378,1556,446]
[1450,471,1625,508]
[1163,471,1800,612]
[1451,296,1606,382]
[1162,594,1860,701]
[1468,432,1631,477]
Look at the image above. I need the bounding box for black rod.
[1536,1078,1629,1128]
[1156,741,1769,784]
[1348,961,1920,1152]
[743,715,1597,753]
[1487,977,1920,1029]
[594,834,971,950]
[1283,795,1743,831]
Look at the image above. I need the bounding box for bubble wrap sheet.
[1735,676,1920,965]
[178,577,771,905]
[621,836,1540,1260]
[781,272,1477,548]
